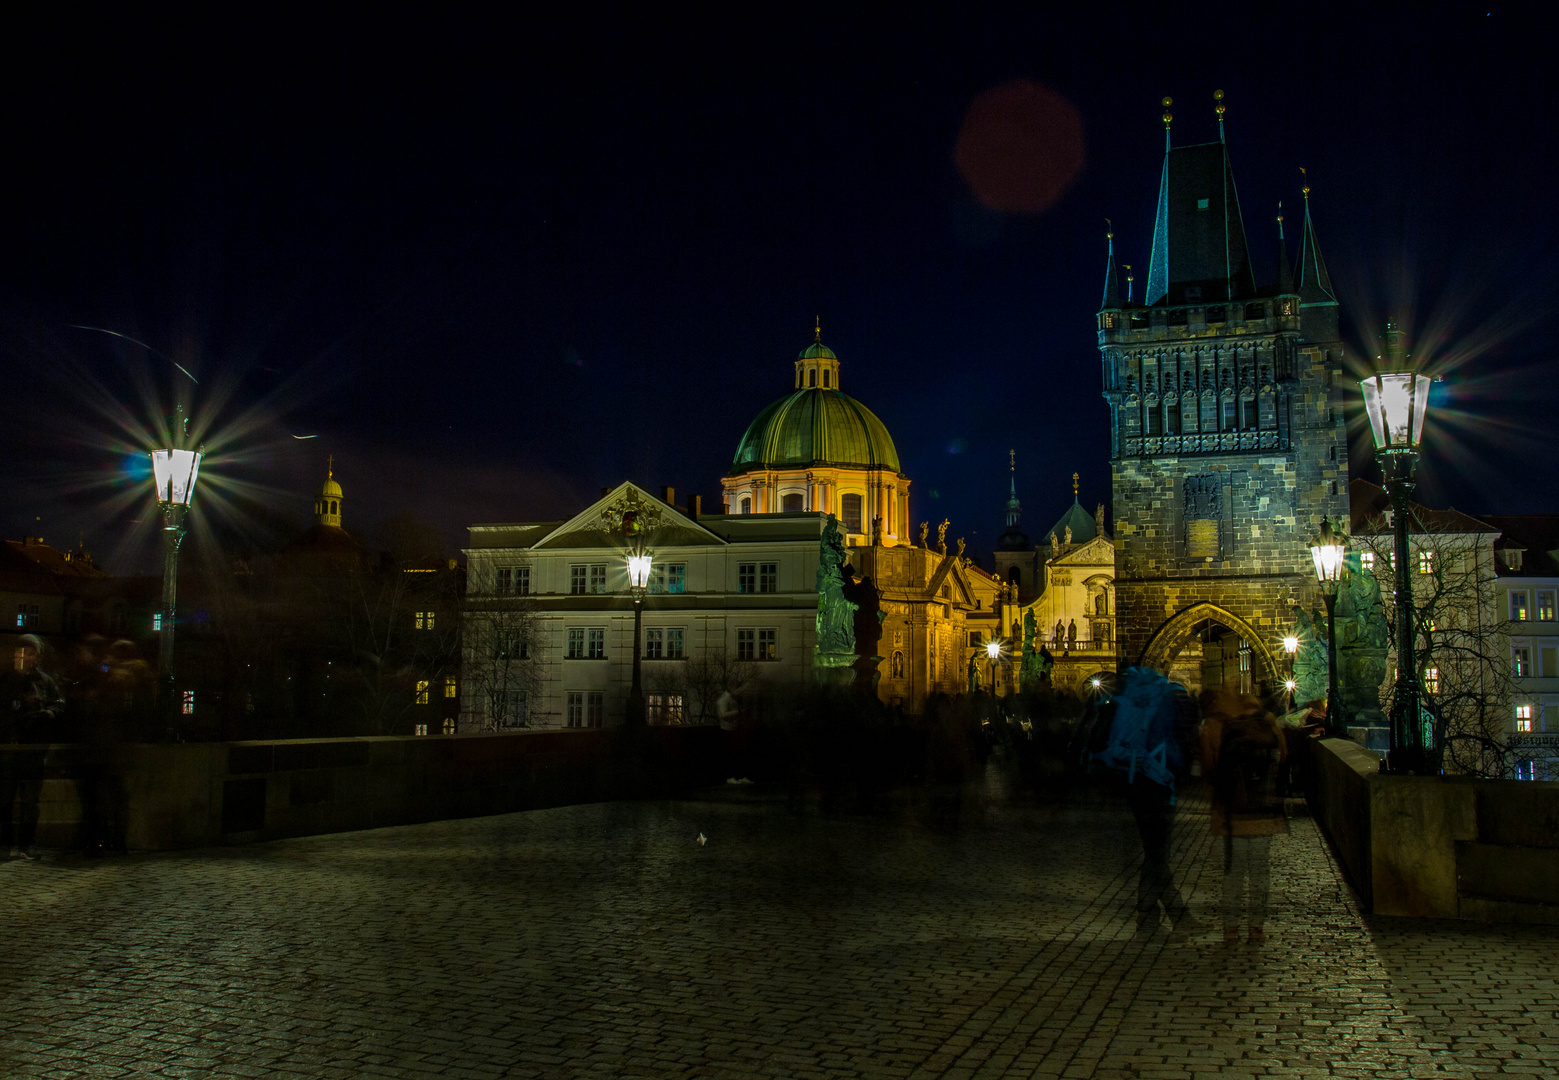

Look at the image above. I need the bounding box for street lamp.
[149,404,202,725]
[1282,635,1299,711]
[985,638,1002,696]
[1360,322,1435,774]
[1309,516,1348,738]
[625,545,652,727]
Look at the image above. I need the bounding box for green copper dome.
[731,388,902,474]
[798,342,837,361]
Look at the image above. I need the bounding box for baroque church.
[1098,94,1349,693]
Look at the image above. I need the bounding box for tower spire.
[1004,449,1021,528]
[1276,201,1293,294]
[1214,89,1226,142]
[1101,221,1121,308]
[1296,173,1336,304]
[814,315,821,344]
[1124,265,1134,305]
[1161,96,1173,152]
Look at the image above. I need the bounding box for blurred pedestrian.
[1203,690,1288,944]
[2,635,65,859]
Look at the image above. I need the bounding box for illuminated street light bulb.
[627,553,653,590]
[1284,679,1297,693]
[150,447,202,507]
[1283,635,1299,655]
[1090,677,1102,690]
[1309,517,1348,587]
[985,639,1001,661]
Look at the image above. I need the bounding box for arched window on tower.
[1165,400,1180,435]
[822,370,831,388]
[840,493,863,534]
[740,496,752,515]
[1222,398,1237,431]
[331,500,338,515]
[1241,396,1258,429]
[781,493,803,513]
[1144,401,1162,436]
[808,369,817,387]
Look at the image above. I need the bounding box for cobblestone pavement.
[3,770,1557,1079]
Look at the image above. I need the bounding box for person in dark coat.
[2,635,65,859]
[1203,690,1288,944]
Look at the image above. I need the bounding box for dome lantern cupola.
[315,456,344,528]
[793,319,841,390]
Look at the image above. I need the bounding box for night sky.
[3,5,1553,572]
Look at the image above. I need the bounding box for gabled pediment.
[925,556,977,607]
[1055,535,1114,567]
[531,482,727,550]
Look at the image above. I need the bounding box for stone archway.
[1138,602,1281,697]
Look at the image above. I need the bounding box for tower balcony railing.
[1124,431,1283,457]
[1098,297,1300,342]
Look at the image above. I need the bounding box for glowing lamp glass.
[985,640,1001,660]
[1284,679,1297,692]
[150,448,202,507]
[1283,635,1299,655]
[627,554,653,589]
[1310,542,1346,585]
[1360,372,1432,451]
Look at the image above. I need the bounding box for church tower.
[314,457,344,529]
[1099,94,1349,692]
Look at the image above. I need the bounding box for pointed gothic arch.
[1138,602,1280,691]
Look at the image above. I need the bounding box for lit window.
[181,690,195,715]
[415,611,435,630]
[1516,704,1534,732]
[759,563,778,593]
[647,693,684,725]
[588,628,605,659]
[153,613,163,631]
[566,628,586,659]
[1539,591,1556,622]
[443,718,455,735]
[589,565,607,594]
[758,628,777,660]
[444,676,457,698]
[650,563,686,594]
[1513,647,1531,678]
[1423,667,1439,694]
[1360,552,1375,572]
[415,680,430,704]
[570,566,588,595]
[14,604,39,629]
[644,628,663,659]
[1418,551,1434,575]
[415,723,428,736]
[738,563,756,594]
[1511,591,1529,621]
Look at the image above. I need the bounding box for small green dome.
[798,342,837,361]
[731,389,902,474]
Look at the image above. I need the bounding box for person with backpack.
[1202,690,1288,944]
[1084,666,1201,939]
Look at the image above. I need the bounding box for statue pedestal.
[813,653,857,688]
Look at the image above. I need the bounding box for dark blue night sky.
[3,5,1553,570]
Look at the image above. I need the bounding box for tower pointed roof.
[1276,202,1294,295]
[997,450,1029,551]
[1296,184,1336,306]
[1144,131,1256,307]
[1100,225,1121,310]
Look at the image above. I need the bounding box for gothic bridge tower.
[1099,94,1349,693]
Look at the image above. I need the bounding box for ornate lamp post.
[625,549,652,727]
[1309,517,1348,737]
[1282,635,1299,712]
[1360,323,1435,774]
[985,638,1002,695]
[149,404,202,723]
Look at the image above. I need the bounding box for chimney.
[690,495,702,517]
[661,486,676,507]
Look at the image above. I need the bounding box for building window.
[1144,402,1162,436]
[153,612,163,632]
[588,628,606,659]
[740,497,751,515]
[588,565,607,594]
[494,690,528,727]
[968,631,982,648]
[738,563,757,593]
[1165,401,1180,435]
[1221,398,1237,431]
[14,604,39,629]
[644,628,663,659]
[1511,591,1530,622]
[415,680,430,704]
[647,693,684,725]
[737,629,755,661]
[567,692,584,728]
[1418,551,1434,575]
[1513,647,1531,678]
[415,723,428,736]
[587,691,604,728]
[666,627,684,659]
[496,566,531,596]
[1539,591,1557,622]
[1516,704,1534,732]
[650,563,686,594]
[1241,397,1258,429]
[444,676,458,699]
[1360,551,1375,573]
[492,631,529,661]
[414,611,435,630]
[1423,667,1439,694]
[755,628,778,660]
[759,562,778,593]
[181,690,195,715]
[495,567,513,595]
[567,628,586,659]
[782,493,804,512]
[841,493,864,534]
[571,566,588,594]
[822,370,830,388]
[442,718,455,735]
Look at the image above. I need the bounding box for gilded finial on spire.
[1009,448,1015,473]
[327,454,334,479]
[1214,88,1226,140]
[1276,200,1285,240]
[814,316,821,344]
[1300,166,1310,200]
[1072,471,1080,497]
[1161,96,1172,149]
[1105,217,1113,241]
[1123,264,1134,305]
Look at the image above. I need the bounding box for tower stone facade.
[1100,104,1350,692]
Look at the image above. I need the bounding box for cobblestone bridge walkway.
[3,774,1556,1079]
